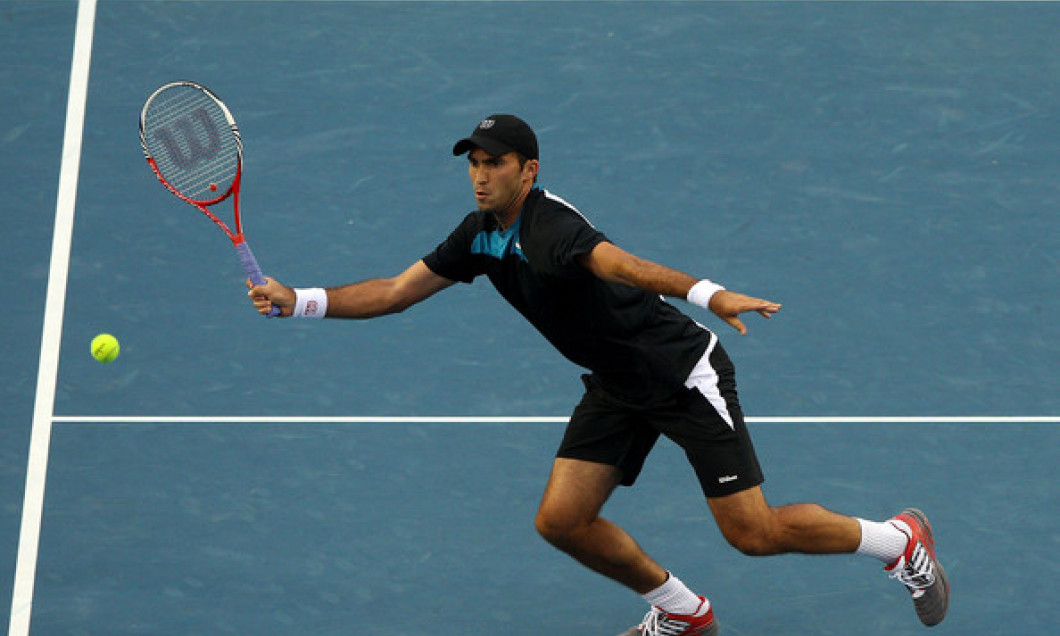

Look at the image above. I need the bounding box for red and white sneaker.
[885,508,950,626]
[618,596,718,636]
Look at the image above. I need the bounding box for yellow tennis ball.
[90,333,120,363]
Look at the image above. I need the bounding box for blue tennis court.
[2,1,1057,634]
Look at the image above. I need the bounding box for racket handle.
[235,240,281,317]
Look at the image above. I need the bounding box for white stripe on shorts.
[683,332,735,430]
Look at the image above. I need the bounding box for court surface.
[2,1,1057,634]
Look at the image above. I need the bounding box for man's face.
[467,148,535,216]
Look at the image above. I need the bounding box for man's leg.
[707,485,949,627]
[534,457,667,593]
[535,458,718,636]
[706,485,862,556]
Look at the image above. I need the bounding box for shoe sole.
[902,508,950,627]
[616,619,719,636]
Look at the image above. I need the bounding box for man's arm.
[248,260,455,319]
[576,241,781,335]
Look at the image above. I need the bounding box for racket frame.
[140,81,278,315]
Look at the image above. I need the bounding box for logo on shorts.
[718,475,738,484]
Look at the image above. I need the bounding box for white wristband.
[686,279,725,309]
[293,288,328,318]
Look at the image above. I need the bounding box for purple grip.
[235,241,281,317]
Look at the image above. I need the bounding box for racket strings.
[143,86,240,202]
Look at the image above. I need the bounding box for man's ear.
[523,158,540,181]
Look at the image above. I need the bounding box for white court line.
[51,415,1059,424]
[9,2,97,635]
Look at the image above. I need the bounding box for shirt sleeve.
[422,212,483,284]
[525,203,608,279]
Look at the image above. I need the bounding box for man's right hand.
[247,277,296,317]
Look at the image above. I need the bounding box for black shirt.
[423,187,713,396]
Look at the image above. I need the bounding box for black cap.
[452,114,538,160]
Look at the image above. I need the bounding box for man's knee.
[709,486,785,556]
[534,509,561,542]
[712,501,784,556]
[721,522,782,557]
[536,458,620,549]
[534,507,583,549]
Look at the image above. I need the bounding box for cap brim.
[452,134,515,157]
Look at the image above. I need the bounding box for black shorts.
[556,341,764,498]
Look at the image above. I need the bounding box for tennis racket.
[139,80,279,316]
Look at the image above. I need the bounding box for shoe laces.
[889,540,936,591]
[638,607,693,636]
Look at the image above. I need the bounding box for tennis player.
[248,114,948,635]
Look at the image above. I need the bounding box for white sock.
[643,572,708,616]
[856,518,912,564]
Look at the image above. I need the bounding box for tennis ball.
[90,333,120,363]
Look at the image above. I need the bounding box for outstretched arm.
[577,241,781,335]
[247,260,455,319]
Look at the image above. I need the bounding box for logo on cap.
[478,119,496,130]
